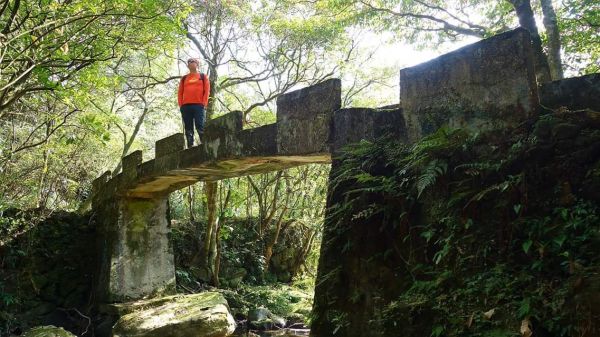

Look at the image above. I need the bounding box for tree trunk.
[213,184,231,287]
[263,207,288,271]
[540,0,564,80]
[290,228,317,279]
[36,121,52,209]
[201,181,219,284]
[508,0,552,83]
[187,186,195,222]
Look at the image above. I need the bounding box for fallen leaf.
[483,308,495,320]
[466,312,474,328]
[520,317,532,337]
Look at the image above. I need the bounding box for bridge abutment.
[94,195,175,302]
[113,197,174,301]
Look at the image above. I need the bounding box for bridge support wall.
[311,28,542,337]
[95,196,175,303]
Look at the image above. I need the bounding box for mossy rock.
[248,307,286,330]
[22,326,76,337]
[112,292,236,337]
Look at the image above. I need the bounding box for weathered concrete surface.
[332,107,407,153]
[110,197,175,301]
[539,73,600,112]
[94,197,175,303]
[310,108,407,337]
[400,28,539,142]
[112,292,236,337]
[277,78,341,155]
[122,150,142,171]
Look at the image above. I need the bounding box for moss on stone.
[22,326,76,337]
[112,292,236,337]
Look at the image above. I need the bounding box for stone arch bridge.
[91,28,598,303]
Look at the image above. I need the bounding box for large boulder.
[22,326,76,337]
[112,292,236,337]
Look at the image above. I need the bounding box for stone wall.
[0,211,96,335]
[539,73,600,112]
[310,108,600,337]
[311,107,407,337]
[331,107,406,154]
[400,28,539,142]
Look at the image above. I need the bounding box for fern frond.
[417,159,448,198]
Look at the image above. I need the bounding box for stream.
[232,328,310,336]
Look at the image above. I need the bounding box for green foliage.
[218,284,313,321]
[559,0,600,74]
[0,0,185,211]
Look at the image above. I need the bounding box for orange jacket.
[178,73,210,107]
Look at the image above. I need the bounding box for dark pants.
[180,104,205,147]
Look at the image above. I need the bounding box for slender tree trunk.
[213,224,221,287]
[202,181,218,283]
[290,228,317,279]
[36,122,52,209]
[263,207,288,271]
[113,60,153,175]
[213,184,230,287]
[508,0,552,83]
[112,102,150,174]
[37,147,50,209]
[208,213,219,285]
[540,0,564,80]
[187,186,195,222]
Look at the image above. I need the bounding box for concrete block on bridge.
[276,78,341,155]
[122,150,142,171]
[539,73,600,112]
[332,107,407,154]
[204,111,244,160]
[400,28,539,142]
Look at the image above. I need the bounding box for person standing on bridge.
[178,58,210,148]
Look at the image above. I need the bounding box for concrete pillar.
[400,28,539,142]
[107,196,175,301]
[94,195,175,303]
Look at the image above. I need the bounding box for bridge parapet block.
[155,133,185,158]
[332,107,407,154]
[204,111,244,159]
[92,170,111,193]
[119,150,143,190]
[239,124,277,156]
[122,150,142,171]
[400,28,538,142]
[539,73,600,111]
[276,78,341,155]
[204,110,243,139]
